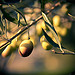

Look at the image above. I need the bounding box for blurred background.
[0,0,75,75]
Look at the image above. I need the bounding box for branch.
[52,50,75,55]
[68,13,75,20]
[0,2,61,49]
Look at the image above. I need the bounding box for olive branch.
[0,1,75,55]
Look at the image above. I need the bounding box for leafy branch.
[42,12,64,53]
[42,11,75,55]
[0,5,25,26]
[0,2,61,49]
[0,1,75,55]
[42,28,75,55]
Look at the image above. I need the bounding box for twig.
[55,52,75,55]
[68,13,75,19]
[51,50,75,55]
[0,2,61,49]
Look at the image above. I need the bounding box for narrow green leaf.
[45,22,63,52]
[45,21,57,34]
[0,6,25,26]
[18,19,20,27]
[42,12,57,34]
[17,13,20,27]
[42,29,74,53]
[42,28,59,48]
[9,5,27,25]
[42,12,53,26]
[63,49,75,54]
[42,12,64,53]
[0,15,4,34]
[0,6,18,24]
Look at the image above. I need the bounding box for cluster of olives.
[53,15,67,36]
[40,35,53,50]
[0,25,40,58]
[1,30,34,58]
[1,39,34,58]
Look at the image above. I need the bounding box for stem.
[51,50,75,55]
[68,13,75,20]
[0,2,61,49]
[55,52,75,55]
[5,21,7,37]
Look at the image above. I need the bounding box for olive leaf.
[0,15,4,34]
[0,5,25,26]
[0,6,18,24]
[9,5,27,25]
[42,12,53,26]
[42,12,64,53]
[45,21,57,34]
[17,13,20,27]
[42,28,59,48]
[42,12,57,34]
[42,29,75,54]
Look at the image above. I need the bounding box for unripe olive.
[36,20,48,36]
[53,15,60,26]
[40,32,53,43]
[36,23,43,36]
[54,26,61,33]
[40,35,53,50]
[21,33,38,46]
[19,40,33,57]
[40,35,47,43]
[41,41,53,50]
[1,44,13,58]
[11,38,17,51]
[59,27,67,36]
[41,20,47,30]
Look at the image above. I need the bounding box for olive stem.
[51,50,75,55]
